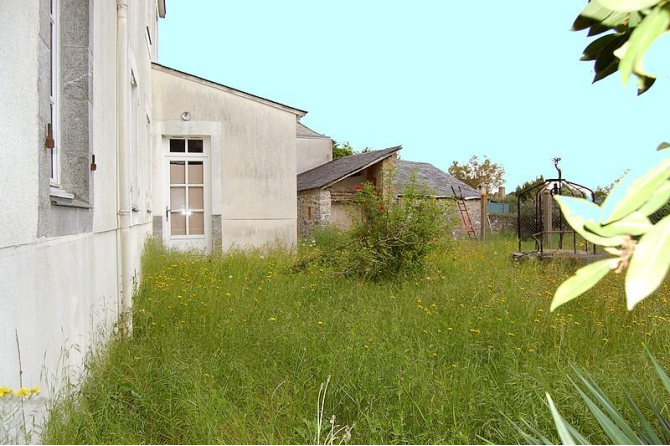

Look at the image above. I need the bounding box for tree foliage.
[332,141,355,160]
[511,176,546,197]
[573,0,670,94]
[332,141,374,160]
[448,155,505,193]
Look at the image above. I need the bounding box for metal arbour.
[516,158,596,254]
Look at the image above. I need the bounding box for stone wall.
[451,199,482,238]
[451,198,517,238]
[297,189,331,237]
[489,213,517,234]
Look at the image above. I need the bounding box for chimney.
[497,186,506,200]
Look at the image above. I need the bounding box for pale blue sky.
[158,1,670,190]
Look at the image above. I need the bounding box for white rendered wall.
[0,0,154,426]
[297,136,332,174]
[0,1,40,248]
[152,67,298,249]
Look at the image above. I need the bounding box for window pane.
[188,139,203,153]
[170,139,185,153]
[170,161,185,184]
[188,161,203,184]
[171,212,186,236]
[188,187,204,210]
[189,212,204,235]
[170,187,186,210]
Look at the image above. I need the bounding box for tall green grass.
[44,237,670,444]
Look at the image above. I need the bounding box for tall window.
[49,0,59,184]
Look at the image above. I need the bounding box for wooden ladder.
[452,186,477,239]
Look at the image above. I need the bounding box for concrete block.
[61,0,89,47]
[62,46,89,100]
[60,99,89,153]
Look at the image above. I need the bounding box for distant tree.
[448,155,505,193]
[512,175,546,197]
[332,141,355,160]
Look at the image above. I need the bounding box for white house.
[0,0,313,437]
[151,64,307,251]
[0,1,165,435]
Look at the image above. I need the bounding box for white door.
[164,137,211,252]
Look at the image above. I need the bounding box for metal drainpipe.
[117,0,132,333]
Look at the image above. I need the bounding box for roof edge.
[152,63,308,117]
[298,146,401,191]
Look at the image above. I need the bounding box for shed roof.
[395,160,480,199]
[297,122,329,139]
[297,146,401,191]
[152,63,307,117]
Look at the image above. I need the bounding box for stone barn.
[297,147,401,235]
[394,160,482,236]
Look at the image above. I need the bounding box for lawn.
[44,237,670,444]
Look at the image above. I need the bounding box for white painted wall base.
[0,223,150,432]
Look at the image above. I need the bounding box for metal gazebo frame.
[516,158,596,254]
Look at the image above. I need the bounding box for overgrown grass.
[44,237,670,444]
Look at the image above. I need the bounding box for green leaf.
[546,394,578,445]
[625,214,670,309]
[644,346,670,395]
[636,72,657,95]
[589,22,616,36]
[554,196,626,246]
[551,258,620,311]
[569,376,639,444]
[586,211,652,237]
[576,1,616,27]
[572,368,642,443]
[591,33,630,82]
[581,33,623,61]
[595,0,662,12]
[624,392,663,445]
[637,181,670,216]
[617,3,670,86]
[602,157,670,223]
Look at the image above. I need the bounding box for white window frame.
[49,0,60,186]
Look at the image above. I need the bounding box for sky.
[158,1,670,191]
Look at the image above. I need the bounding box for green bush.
[345,181,454,279]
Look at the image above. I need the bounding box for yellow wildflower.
[30,387,41,394]
[317,321,323,326]
[14,388,30,397]
[268,317,276,322]
[0,387,12,397]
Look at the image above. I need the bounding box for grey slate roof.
[297,146,401,191]
[395,160,480,199]
[297,122,329,139]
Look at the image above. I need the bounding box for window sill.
[50,188,90,209]
[49,186,74,199]
[51,196,91,209]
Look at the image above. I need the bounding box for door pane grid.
[170,160,205,236]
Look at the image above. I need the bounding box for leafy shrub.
[296,175,455,280]
[346,181,454,279]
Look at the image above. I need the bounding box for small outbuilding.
[297,147,401,235]
[395,160,483,236]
